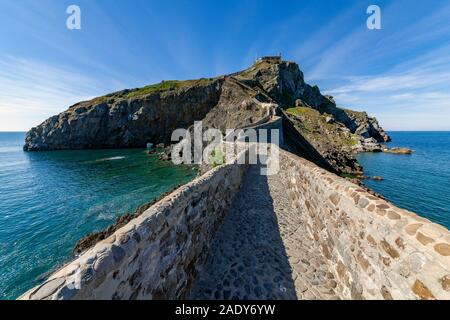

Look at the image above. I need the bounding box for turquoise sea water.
[356,131,450,230]
[1,131,449,299]
[0,132,197,299]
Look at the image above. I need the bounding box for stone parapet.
[276,149,450,299]
[20,159,248,300]
[19,145,450,300]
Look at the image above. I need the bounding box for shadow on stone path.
[190,164,297,300]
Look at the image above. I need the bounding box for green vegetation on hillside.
[126,78,215,98]
[210,146,225,168]
[83,78,216,106]
[286,106,316,117]
[286,106,337,131]
[285,105,362,174]
[340,172,362,179]
[286,106,359,157]
[342,108,368,121]
[237,60,273,79]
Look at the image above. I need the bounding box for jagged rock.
[234,59,308,106]
[24,79,224,151]
[284,106,362,173]
[23,57,391,175]
[324,95,335,104]
[295,99,305,107]
[346,111,391,143]
[356,137,383,153]
[158,151,171,161]
[325,116,334,124]
[384,147,413,154]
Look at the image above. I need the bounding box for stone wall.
[276,149,450,299]
[20,144,450,300]
[248,116,284,146]
[228,116,284,145]
[20,160,248,300]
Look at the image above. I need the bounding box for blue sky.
[0,0,449,131]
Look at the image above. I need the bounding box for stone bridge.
[20,118,450,300]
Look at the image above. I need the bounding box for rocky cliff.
[24,57,390,174]
[24,79,223,151]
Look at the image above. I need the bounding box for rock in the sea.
[158,150,172,161]
[373,176,383,181]
[384,147,413,155]
[352,137,383,153]
[325,107,391,143]
[362,138,383,152]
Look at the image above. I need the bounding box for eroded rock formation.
[24,57,390,173]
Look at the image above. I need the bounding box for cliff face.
[24,79,223,151]
[24,58,390,174]
[195,77,274,132]
[284,95,391,173]
[284,106,361,173]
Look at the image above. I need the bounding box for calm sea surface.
[0,132,197,299]
[357,131,450,230]
[1,131,449,299]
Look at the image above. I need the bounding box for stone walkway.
[190,165,339,300]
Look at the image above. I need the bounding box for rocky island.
[24,57,390,176]
[20,57,450,301]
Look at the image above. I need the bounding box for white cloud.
[326,68,450,131]
[328,71,450,96]
[0,56,114,131]
[304,1,450,131]
[323,47,450,131]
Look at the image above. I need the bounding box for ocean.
[1,131,449,299]
[356,131,450,230]
[0,132,197,299]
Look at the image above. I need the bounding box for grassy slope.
[81,78,216,107]
[285,106,363,175]
[286,106,358,148]
[126,78,215,98]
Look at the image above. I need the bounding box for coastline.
[0,138,198,299]
[356,131,450,230]
[3,130,450,299]
[19,145,450,300]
